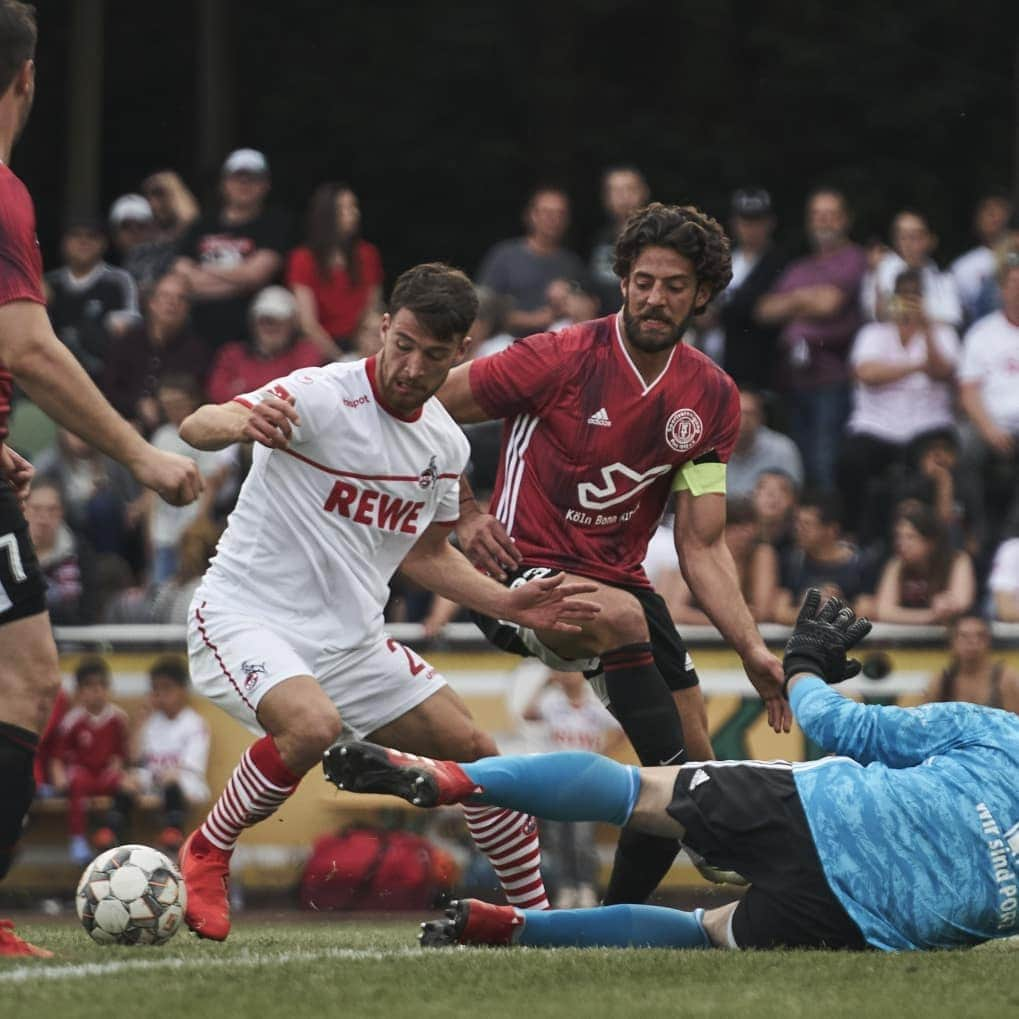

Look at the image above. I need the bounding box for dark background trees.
[14,0,1018,276]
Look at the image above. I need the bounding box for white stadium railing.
[51,620,1019,649]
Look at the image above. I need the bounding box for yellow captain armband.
[671,460,727,496]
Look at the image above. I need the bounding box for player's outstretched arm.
[782,590,983,766]
[0,300,201,506]
[180,395,300,451]
[436,363,492,424]
[402,523,600,633]
[674,489,791,733]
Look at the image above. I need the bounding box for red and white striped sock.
[463,804,550,910]
[199,736,301,853]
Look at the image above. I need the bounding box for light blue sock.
[461,751,640,826]
[515,904,711,949]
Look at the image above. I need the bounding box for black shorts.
[0,482,47,626]
[470,564,699,691]
[667,762,869,950]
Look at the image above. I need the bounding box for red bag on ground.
[299,827,455,911]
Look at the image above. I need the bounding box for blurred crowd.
[9,151,1019,631]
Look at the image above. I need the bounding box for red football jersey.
[0,163,45,446]
[469,314,740,588]
[56,704,129,774]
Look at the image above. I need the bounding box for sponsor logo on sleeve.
[241,660,267,691]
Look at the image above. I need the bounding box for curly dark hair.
[613,202,732,310]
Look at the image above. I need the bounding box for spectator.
[726,386,804,497]
[839,268,960,531]
[174,148,290,349]
[862,210,962,327]
[718,188,787,389]
[772,491,871,624]
[206,285,321,404]
[142,169,200,241]
[35,427,143,567]
[146,374,236,584]
[108,193,163,291]
[23,479,97,624]
[588,165,650,313]
[547,276,600,331]
[958,245,1019,543]
[286,182,383,360]
[101,272,210,435]
[477,186,586,336]
[45,215,140,379]
[129,656,210,853]
[756,187,868,490]
[923,615,1019,714]
[752,468,798,558]
[951,193,1014,323]
[872,503,976,624]
[523,670,624,907]
[52,657,132,864]
[468,286,514,360]
[988,534,1019,622]
[353,306,384,359]
[858,430,978,554]
[657,497,779,624]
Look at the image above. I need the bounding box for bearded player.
[177,263,600,940]
[438,202,790,904]
[0,1,201,958]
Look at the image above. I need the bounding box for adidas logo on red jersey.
[586,407,612,427]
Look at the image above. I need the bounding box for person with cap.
[205,285,321,405]
[717,188,787,390]
[109,192,176,291]
[44,214,140,380]
[173,148,291,351]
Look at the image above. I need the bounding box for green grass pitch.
[2,919,1017,1019]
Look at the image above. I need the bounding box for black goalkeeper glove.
[782,588,873,696]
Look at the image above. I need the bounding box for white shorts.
[187,599,447,738]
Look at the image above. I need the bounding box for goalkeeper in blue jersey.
[324,589,1019,952]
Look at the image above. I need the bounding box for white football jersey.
[195,357,470,648]
[139,706,210,795]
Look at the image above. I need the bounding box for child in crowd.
[53,657,132,864]
[524,671,624,908]
[130,656,210,853]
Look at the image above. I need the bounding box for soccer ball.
[76,844,187,946]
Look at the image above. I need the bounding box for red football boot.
[322,741,482,807]
[179,830,232,941]
[0,919,54,958]
[419,899,523,947]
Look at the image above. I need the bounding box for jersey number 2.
[386,638,427,676]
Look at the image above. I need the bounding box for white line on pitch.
[0,945,428,984]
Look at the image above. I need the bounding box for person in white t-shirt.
[958,251,1019,541]
[174,263,599,941]
[839,268,960,530]
[129,655,210,852]
[862,210,962,328]
[524,670,623,907]
[988,537,1019,622]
